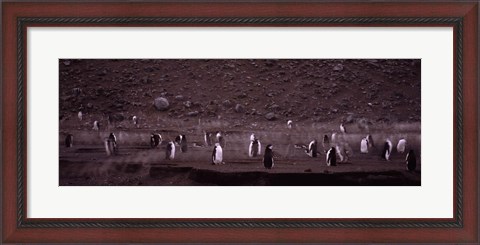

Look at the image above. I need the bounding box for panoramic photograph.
[59,59,421,186]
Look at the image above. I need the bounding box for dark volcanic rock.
[109,113,125,122]
[237,92,247,99]
[270,104,280,111]
[235,104,245,113]
[154,97,170,111]
[187,111,199,117]
[333,64,344,71]
[72,88,82,96]
[345,113,355,124]
[223,100,233,108]
[265,112,277,121]
[183,101,192,108]
[175,95,185,101]
[59,59,421,125]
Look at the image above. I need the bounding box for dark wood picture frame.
[2,1,478,243]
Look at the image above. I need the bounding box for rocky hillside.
[59,59,420,129]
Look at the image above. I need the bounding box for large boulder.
[154,97,170,111]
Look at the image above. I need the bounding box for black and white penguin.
[250,133,256,142]
[340,123,346,133]
[104,136,116,156]
[175,134,188,152]
[65,134,73,147]
[165,141,175,160]
[104,138,111,156]
[132,116,138,126]
[249,136,261,157]
[150,133,162,148]
[397,138,407,153]
[406,149,417,171]
[360,137,369,153]
[212,143,223,165]
[78,111,83,121]
[92,120,99,131]
[108,132,117,154]
[287,120,293,129]
[305,140,318,158]
[263,144,274,169]
[204,131,213,147]
[216,131,226,148]
[326,147,337,166]
[381,139,393,161]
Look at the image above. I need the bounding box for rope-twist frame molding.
[15,17,463,228]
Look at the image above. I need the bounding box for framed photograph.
[2,1,478,243]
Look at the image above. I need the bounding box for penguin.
[165,141,175,160]
[367,134,375,148]
[287,120,293,129]
[204,131,213,147]
[78,111,83,121]
[340,123,346,133]
[263,144,274,169]
[250,133,256,142]
[150,133,162,148]
[322,134,330,152]
[65,134,73,148]
[104,138,110,156]
[381,139,393,161]
[397,138,407,153]
[108,133,117,154]
[249,138,261,157]
[212,143,223,164]
[360,137,369,153]
[326,147,337,166]
[175,134,188,152]
[132,116,138,126]
[216,131,226,148]
[92,120,99,131]
[104,137,115,156]
[305,140,318,158]
[406,149,417,171]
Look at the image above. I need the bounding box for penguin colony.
[67,117,417,172]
